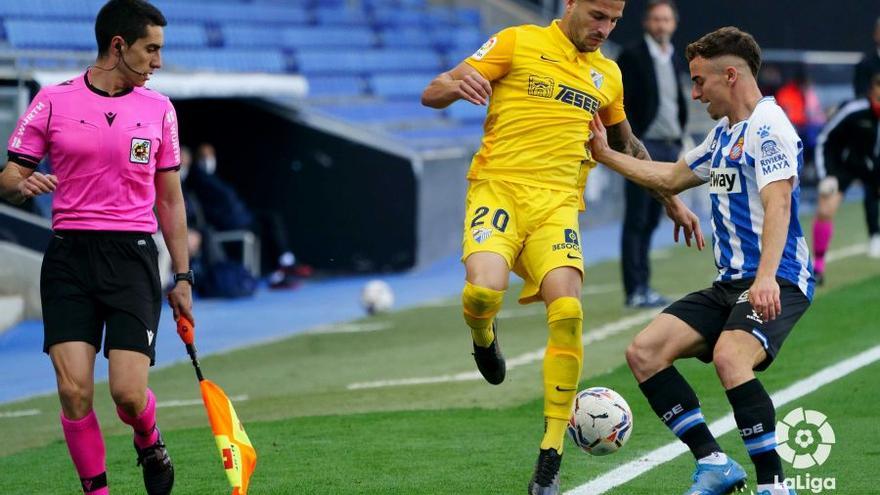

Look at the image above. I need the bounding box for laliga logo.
[776,407,835,469]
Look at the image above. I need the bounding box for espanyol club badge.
[728,135,744,160]
[130,138,151,164]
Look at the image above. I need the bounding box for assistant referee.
[0,1,192,494]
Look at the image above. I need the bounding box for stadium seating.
[0,0,488,149]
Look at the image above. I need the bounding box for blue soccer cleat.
[683,456,747,495]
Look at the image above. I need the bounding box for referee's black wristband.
[174,270,194,287]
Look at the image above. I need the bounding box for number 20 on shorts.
[471,207,510,232]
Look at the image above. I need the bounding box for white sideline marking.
[566,344,880,495]
[158,395,249,409]
[0,408,40,418]
[309,322,393,334]
[346,308,660,390]
[826,242,866,262]
[0,396,250,418]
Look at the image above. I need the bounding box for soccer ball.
[361,279,394,314]
[567,387,633,456]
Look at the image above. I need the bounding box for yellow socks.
[461,281,504,347]
[540,296,584,453]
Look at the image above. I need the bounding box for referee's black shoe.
[472,320,506,385]
[135,431,174,495]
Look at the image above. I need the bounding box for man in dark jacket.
[812,71,880,285]
[853,17,880,98]
[616,0,688,307]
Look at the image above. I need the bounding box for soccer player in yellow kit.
[422,1,703,493]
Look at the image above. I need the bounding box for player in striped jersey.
[590,27,811,495]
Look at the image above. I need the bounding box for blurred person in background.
[853,16,880,98]
[774,67,825,169]
[186,143,311,289]
[421,0,702,492]
[811,71,880,285]
[0,1,187,493]
[616,0,688,308]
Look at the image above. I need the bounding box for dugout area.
[174,98,419,273]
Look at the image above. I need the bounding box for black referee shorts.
[40,231,162,365]
[662,277,810,371]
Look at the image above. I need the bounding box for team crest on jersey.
[471,37,497,61]
[590,69,604,89]
[130,138,151,164]
[728,135,744,160]
[528,75,555,98]
[472,227,493,244]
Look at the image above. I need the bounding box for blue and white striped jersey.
[685,97,814,300]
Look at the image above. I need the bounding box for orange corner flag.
[200,379,257,495]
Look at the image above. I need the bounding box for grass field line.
[346,308,660,390]
[565,343,880,495]
[826,242,866,262]
[0,396,250,419]
[157,395,248,408]
[0,409,40,418]
[308,322,394,334]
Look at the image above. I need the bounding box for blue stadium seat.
[306,76,366,97]
[153,2,308,24]
[378,28,433,48]
[283,27,376,49]
[5,20,95,49]
[164,49,287,73]
[393,125,484,145]
[363,0,427,8]
[372,9,430,27]
[432,28,483,51]
[0,0,101,20]
[164,23,209,48]
[314,101,438,124]
[296,49,443,76]
[447,101,488,124]
[313,8,370,26]
[369,73,434,99]
[454,8,481,27]
[221,25,288,48]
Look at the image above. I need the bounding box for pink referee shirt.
[7,71,180,232]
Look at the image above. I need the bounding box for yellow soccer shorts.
[461,179,583,304]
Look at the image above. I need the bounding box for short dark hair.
[644,0,678,21]
[685,26,761,77]
[95,0,167,56]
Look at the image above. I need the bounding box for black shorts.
[662,277,810,371]
[827,160,878,193]
[40,231,162,365]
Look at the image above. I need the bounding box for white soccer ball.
[567,387,634,456]
[361,279,394,315]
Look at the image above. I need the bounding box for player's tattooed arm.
[606,119,652,161]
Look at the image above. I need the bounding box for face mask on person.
[198,156,217,175]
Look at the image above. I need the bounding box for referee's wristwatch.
[174,270,195,287]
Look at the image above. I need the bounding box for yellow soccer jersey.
[464,21,626,207]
